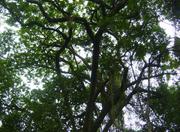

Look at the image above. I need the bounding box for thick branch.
[26,0,95,40]
[103,119,113,132]
[55,28,72,75]
[83,28,104,132]
[92,66,128,131]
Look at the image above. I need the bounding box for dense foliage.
[0,0,179,131]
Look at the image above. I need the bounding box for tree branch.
[23,21,67,39]
[26,0,95,40]
[109,0,128,15]
[68,47,91,69]
[83,28,104,131]
[55,28,72,75]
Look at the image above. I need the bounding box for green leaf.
[128,0,137,10]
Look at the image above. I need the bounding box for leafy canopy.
[0,0,179,131]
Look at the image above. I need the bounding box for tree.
[149,84,180,131]
[0,0,179,131]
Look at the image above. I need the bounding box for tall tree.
[0,0,179,131]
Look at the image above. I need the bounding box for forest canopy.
[0,0,180,131]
